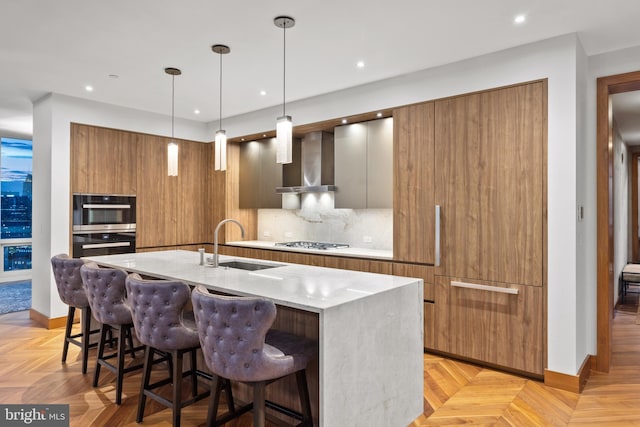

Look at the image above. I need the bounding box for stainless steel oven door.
[72,231,136,258]
[72,194,136,232]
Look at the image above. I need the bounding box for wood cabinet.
[239,138,282,208]
[334,117,393,209]
[433,276,544,375]
[70,123,137,195]
[393,103,435,264]
[434,83,545,287]
[135,133,178,248]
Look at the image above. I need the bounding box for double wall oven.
[72,194,136,257]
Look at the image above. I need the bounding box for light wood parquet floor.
[1,301,639,427]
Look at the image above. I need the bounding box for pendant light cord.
[219,51,223,131]
[171,74,175,139]
[283,23,286,117]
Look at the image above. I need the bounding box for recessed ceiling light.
[194,109,200,115]
[514,14,526,24]
[263,134,267,137]
[341,119,348,124]
[376,112,382,118]
[85,85,94,92]
[356,61,365,68]
[241,138,245,141]
[260,90,267,96]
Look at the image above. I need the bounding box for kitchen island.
[85,250,423,427]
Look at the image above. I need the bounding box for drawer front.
[392,263,434,301]
[435,276,544,375]
[424,301,435,349]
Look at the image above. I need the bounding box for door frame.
[596,70,640,372]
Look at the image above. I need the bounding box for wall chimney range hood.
[276,131,336,194]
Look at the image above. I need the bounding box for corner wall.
[31,94,209,319]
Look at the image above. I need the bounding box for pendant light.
[165,67,181,176]
[274,16,295,164]
[211,44,230,171]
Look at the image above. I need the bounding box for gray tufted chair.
[125,273,212,427]
[80,261,143,405]
[191,286,317,427]
[51,254,100,374]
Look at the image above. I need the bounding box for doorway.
[597,70,640,372]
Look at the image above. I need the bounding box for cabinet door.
[239,141,261,208]
[334,123,367,208]
[434,83,544,286]
[434,94,481,279]
[70,124,137,195]
[393,103,435,264]
[177,140,208,245]
[366,117,393,208]
[258,138,283,208]
[239,138,282,209]
[136,134,177,248]
[434,276,544,375]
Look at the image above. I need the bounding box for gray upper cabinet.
[239,138,283,209]
[334,117,393,208]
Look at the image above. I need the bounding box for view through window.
[0,137,32,272]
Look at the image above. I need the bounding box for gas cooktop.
[275,241,350,250]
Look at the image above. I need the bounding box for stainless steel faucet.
[213,218,245,267]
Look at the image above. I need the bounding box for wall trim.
[29,308,71,330]
[544,354,595,393]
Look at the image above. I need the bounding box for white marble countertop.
[84,250,418,313]
[226,239,394,260]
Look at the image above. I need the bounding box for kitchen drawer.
[392,263,434,301]
[434,276,544,375]
[325,256,392,274]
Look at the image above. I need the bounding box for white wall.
[31,93,209,318]
[575,38,594,373]
[612,122,629,305]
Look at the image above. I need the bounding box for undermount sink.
[218,260,283,271]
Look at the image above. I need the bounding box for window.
[0,137,32,274]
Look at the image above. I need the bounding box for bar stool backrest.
[191,286,296,383]
[80,262,131,326]
[51,254,88,308]
[125,273,198,351]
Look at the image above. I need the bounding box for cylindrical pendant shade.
[215,129,227,171]
[276,115,293,164]
[167,140,179,176]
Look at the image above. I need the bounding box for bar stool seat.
[126,274,211,427]
[191,286,317,427]
[80,262,144,405]
[51,254,100,374]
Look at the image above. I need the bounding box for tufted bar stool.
[51,254,101,374]
[125,274,212,427]
[191,286,317,427]
[80,261,144,405]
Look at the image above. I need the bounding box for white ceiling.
[2,0,640,136]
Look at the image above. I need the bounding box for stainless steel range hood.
[276,131,336,193]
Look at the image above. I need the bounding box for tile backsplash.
[257,207,393,251]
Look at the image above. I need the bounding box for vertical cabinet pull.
[435,205,441,267]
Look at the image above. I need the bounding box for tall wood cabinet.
[393,81,546,376]
[70,124,211,251]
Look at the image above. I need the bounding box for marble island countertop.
[83,249,423,426]
[84,249,414,313]
[225,239,393,260]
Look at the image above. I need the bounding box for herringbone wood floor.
[1,302,639,426]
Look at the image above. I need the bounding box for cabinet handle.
[451,281,519,295]
[435,205,441,267]
[82,242,131,249]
